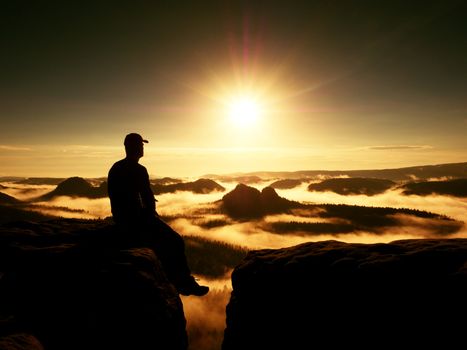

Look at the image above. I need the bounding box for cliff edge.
[223,239,467,349]
[0,219,187,350]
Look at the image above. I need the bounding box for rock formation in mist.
[221,184,303,219]
[223,239,467,349]
[308,177,396,195]
[400,178,467,197]
[0,220,187,350]
[269,179,305,189]
[36,177,107,200]
[151,178,225,195]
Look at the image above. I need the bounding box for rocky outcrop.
[223,239,467,349]
[0,219,187,350]
[221,184,303,219]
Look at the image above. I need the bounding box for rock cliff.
[0,219,187,350]
[223,239,467,349]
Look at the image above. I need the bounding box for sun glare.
[228,96,262,127]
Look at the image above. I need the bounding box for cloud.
[389,213,464,237]
[57,145,120,158]
[7,181,467,247]
[0,183,55,201]
[366,145,433,150]
[170,217,315,250]
[0,145,32,151]
[31,196,111,219]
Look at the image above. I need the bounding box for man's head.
[124,133,148,160]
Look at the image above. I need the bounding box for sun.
[228,96,262,127]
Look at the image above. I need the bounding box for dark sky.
[2,1,466,101]
[1,0,466,176]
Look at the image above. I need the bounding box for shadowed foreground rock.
[223,239,467,349]
[0,219,187,350]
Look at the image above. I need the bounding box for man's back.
[107,133,209,296]
[107,158,155,225]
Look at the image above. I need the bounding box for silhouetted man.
[108,133,209,296]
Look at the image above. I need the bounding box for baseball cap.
[124,133,149,147]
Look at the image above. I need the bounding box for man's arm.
[107,165,125,222]
[140,167,156,214]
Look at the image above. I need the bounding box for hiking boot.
[177,276,209,296]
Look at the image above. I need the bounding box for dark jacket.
[107,158,156,225]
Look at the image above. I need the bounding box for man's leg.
[146,217,209,296]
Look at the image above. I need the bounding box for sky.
[1,0,466,178]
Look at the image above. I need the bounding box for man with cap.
[107,133,209,296]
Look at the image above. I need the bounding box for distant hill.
[269,179,305,189]
[0,177,23,182]
[400,178,467,197]
[0,192,21,205]
[27,176,224,200]
[14,177,66,185]
[151,178,225,195]
[37,177,108,201]
[210,162,467,182]
[202,175,264,184]
[151,177,183,185]
[308,178,396,196]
